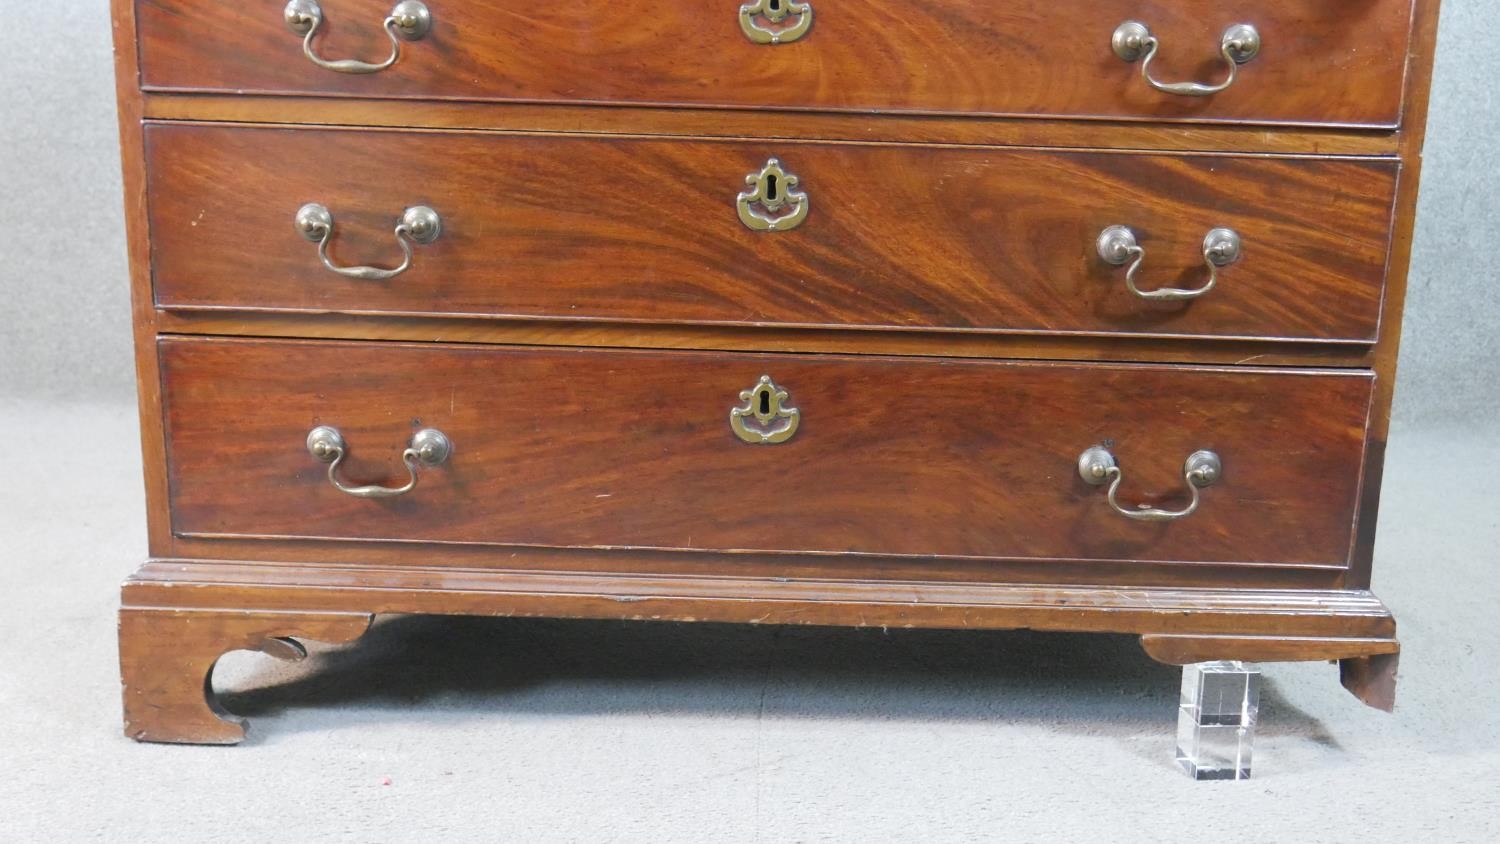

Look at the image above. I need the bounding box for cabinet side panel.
[1348,0,1442,589]
[112,0,172,555]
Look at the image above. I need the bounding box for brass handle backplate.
[306,426,452,498]
[730,376,800,444]
[739,0,813,45]
[1111,20,1260,97]
[284,0,432,74]
[295,203,442,281]
[1096,225,1241,301]
[737,158,809,232]
[1077,446,1222,522]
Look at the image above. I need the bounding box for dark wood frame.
[111,0,1442,742]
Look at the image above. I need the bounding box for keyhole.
[759,389,772,415]
[765,174,779,203]
[768,0,782,12]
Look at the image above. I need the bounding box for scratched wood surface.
[117,568,1399,741]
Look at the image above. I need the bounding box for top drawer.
[135,0,1416,128]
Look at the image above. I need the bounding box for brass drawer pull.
[306,426,452,499]
[737,159,809,232]
[1077,446,1222,522]
[1111,21,1260,97]
[283,0,432,75]
[1096,225,1241,302]
[739,0,812,45]
[294,204,442,281]
[730,375,800,444]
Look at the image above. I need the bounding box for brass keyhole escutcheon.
[736,158,809,232]
[730,375,800,445]
[739,0,813,45]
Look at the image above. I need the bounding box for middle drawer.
[146,124,1398,342]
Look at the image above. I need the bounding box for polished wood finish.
[147,123,1398,342]
[113,0,176,558]
[140,94,1404,157]
[111,0,1443,740]
[1346,0,1445,592]
[135,0,1414,127]
[153,310,1384,368]
[159,337,1373,566]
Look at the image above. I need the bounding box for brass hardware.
[283,0,432,74]
[1096,225,1241,302]
[736,159,809,232]
[1077,446,1222,522]
[1111,20,1260,97]
[306,425,452,499]
[294,203,442,281]
[739,0,813,45]
[730,375,800,444]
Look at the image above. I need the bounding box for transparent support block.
[1175,660,1260,781]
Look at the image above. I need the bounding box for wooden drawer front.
[135,1,1413,127]
[147,125,1397,342]
[160,338,1373,567]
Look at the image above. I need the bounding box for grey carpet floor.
[1,398,1496,841]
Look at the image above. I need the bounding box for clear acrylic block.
[1175,660,1260,780]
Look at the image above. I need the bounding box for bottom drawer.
[159,338,1373,568]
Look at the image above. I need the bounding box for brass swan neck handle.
[1097,225,1241,302]
[306,426,452,498]
[1111,21,1260,97]
[294,204,442,281]
[1078,446,1222,522]
[284,0,433,74]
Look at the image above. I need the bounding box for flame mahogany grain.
[145,124,1398,343]
[134,0,1414,127]
[158,337,1374,568]
[110,0,1443,739]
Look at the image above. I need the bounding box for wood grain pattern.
[112,0,176,557]
[146,124,1399,342]
[155,536,1357,588]
[117,562,1399,739]
[119,607,373,743]
[1346,0,1444,590]
[1143,633,1402,710]
[109,0,1444,735]
[1341,651,1400,711]
[139,94,1404,157]
[159,337,1374,567]
[1140,634,1399,665]
[152,310,1384,368]
[124,560,1396,640]
[134,0,1414,127]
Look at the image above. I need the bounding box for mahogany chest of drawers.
[112,0,1440,743]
